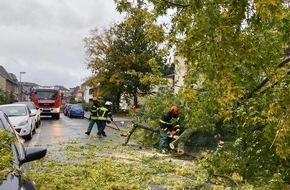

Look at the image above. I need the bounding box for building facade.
[0,66,19,102]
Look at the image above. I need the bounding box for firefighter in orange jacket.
[159,105,179,153]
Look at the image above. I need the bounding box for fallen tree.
[169,128,195,155]
[123,121,196,155]
[123,121,159,145]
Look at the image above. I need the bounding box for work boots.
[97,132,102,138]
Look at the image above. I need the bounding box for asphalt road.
[26,113,133,149]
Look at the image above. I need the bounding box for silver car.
[14,101,41,128]
[0,104,36,140]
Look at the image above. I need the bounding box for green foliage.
[129,91,185,147]
[69,96,78,104]
[27,140,217,190]
[114,0,290,188]
[82,102,91,111]
[0,129,15,184]
[0,87,11,104]
[27,135,289,189]
[204,138,289,186]
[84,1,166,108]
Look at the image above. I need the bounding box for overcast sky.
[0,0,123,89]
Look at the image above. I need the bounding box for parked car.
[67,104,85,118]
[14,101,41,128]
[63,103,72,116]
[0,110,47,190]
[0,104,36,140]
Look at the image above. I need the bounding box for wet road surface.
[26,113,132,148]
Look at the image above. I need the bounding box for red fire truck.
[31,86,62,119]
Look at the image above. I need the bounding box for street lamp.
[19,72,26,101]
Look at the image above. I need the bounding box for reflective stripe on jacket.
[159,111,179,129]
[90,106,99,120]
[159,119,172,126]
[97,107,109,121]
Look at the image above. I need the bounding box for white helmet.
[104,101,112,106]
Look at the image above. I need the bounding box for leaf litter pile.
[27,135,209,190]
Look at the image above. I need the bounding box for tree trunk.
[123,122,159,145]
[169,128,195,155]
[133,122,159,132]
[123,124,138,145]
[133,94,138,107]
[177,142,185,155]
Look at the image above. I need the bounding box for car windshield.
[17,102,36,110]
[35,90,57,100]
[0,106,27,117]
[72,105,83,109]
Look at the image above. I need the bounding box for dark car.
[67,104,85,118]
[62,103,72,116]
[0,110,47,190]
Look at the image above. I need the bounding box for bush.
[0,88,11,105]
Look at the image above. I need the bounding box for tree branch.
[212,174,240,187]
[161,0,190,8]
[260,68,290,94]
[123,121,159,145]
[245,56,290,99]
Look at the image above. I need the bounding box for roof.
[0,65,16,84]
[22,82,39,87]
[9,73,17,82]
[55,85,69,91]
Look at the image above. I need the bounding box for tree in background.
[84,1,167,110]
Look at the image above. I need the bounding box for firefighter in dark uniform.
[159,105,179,153]
[96,101,113,138]
[85,97,100,136]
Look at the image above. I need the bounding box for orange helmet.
[170,106,178,114]
[92,97,97,101]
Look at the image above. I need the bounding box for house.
[173,56,186,93]
[21,82,39,101]
[174,55,203,91]
[69,86,83,103]
[81,83,93,103]
[55,85,70,104]
[0,65,19,102]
